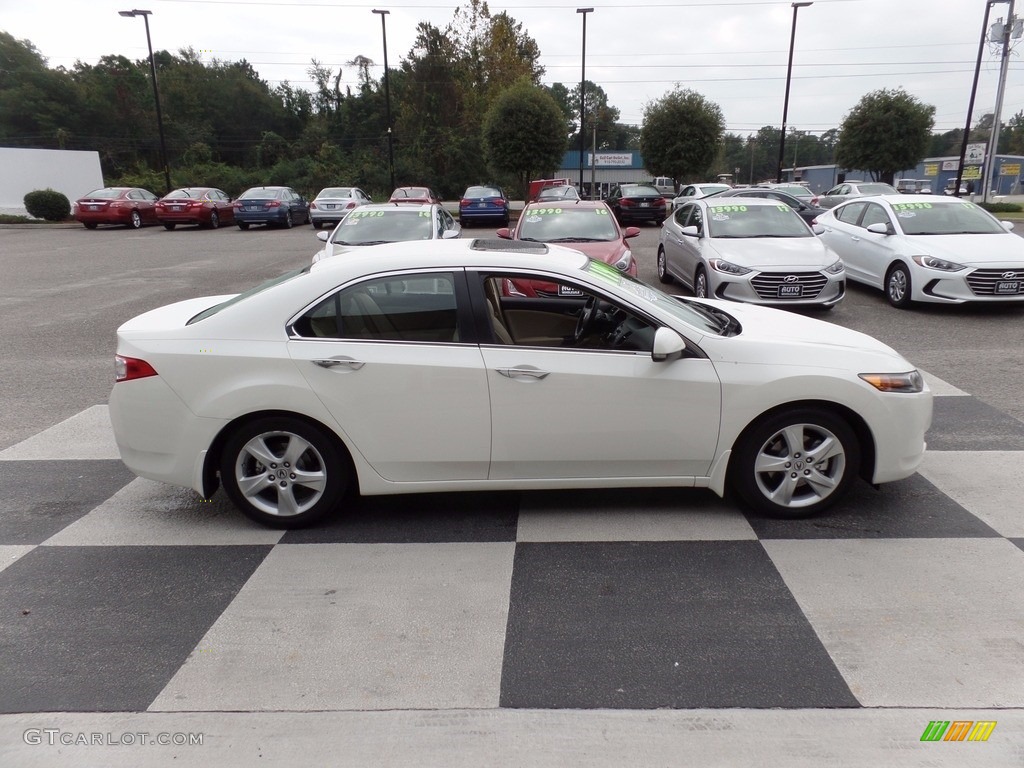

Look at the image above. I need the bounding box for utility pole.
[983,0,1016,202]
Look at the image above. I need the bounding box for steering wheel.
[573,296,598,343]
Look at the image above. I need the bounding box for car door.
[661,204,694,286]
[675,204,704,288]
[473,272,722,480]
[130,189,158,222]
[845,202,897,288]
[819,202,869,280]
[287,270,491,481]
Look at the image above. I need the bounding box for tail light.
[232,201,242,209]
[460,198,470,206]
[656,198,667,207]
[267,201,280,208]
[620,198,635,207]
[115,355,158,382]
[345,201,357,209]
[310,202,319,209]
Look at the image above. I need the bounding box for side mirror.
[811,224,825,235]
[495,227,512,240]
[1002,220,1016,231]
[652,327,686,362]
[865,222,891,235]
[316,231,330,243]
[680,225,701,237]
[441,229,460,239]
[623,226,641,239]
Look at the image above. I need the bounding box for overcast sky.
[2,0,1021,138]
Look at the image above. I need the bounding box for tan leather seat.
[484,279,513,344]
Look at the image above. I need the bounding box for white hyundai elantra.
[816,195,1024,307]
[110,239,931,528]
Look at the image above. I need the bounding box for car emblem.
[784,275,800,283]
[1002,271,1018,279]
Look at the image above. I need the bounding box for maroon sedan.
[388,186,442,205]
[73,187,159,230]
[496,200,640,297]
[156,187,235,229]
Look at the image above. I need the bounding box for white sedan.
[816,195,1024,307]
[110,239,931,529]
[657,197,846,308]
[312,202,460,263]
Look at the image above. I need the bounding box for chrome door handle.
[312,358,365,370]
[850,236,861,242]
[496,367,550,380]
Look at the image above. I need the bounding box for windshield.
[317,188,352,198]
[706,203,811,238]
[187,267,309,324]
[892,201,1006,235]
[579,259,731,335]
[330,209,434,244]
[518,207,619,242]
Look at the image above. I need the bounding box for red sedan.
[73,187,159,230]
[388,186,442,205]
[496,200,640,297]
[156,187,235,229]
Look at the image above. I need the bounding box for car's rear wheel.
[283,211,294,229]
[238,222,249,230]
[312,220,321,230]
[129,210,142,229]
[220,416,347,529]
[83,222,97,230]
[731,407,860,519]
[657,246,673,284]
[694,266,708,298]
[209,211,220,229]
[886,263,913,308]
[163,222,176,230]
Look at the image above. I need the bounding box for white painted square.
[0,405,120,460]
[42,478,284,546]
[150,542,515,711]
[917,451,1024,537]
[919,369,968,397]
[764,538,1024,707]
[0,546,36,575]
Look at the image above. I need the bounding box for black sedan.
[233,186,310,230]
[703,187,826,226]
[604,183,668,225]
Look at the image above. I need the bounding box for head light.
[708,258,752,276]
[858,370,924,393]
[614,250,633,272]
[911,255,966,271]
[824,259,845,275]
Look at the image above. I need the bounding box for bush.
[24,189,71,221]
[978,201,1023,213]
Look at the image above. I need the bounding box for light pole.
[119,9,170,194]
[577,8,593,196]
[957,0,1002,198]
[372,8,395,191]
[777,2,812,184]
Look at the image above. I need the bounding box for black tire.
[129,210,142,229]
[885,262,913,308]
[283,211,294,229]
[730,407,860,519]
[694,266,709,298]
[238,222,250,230]
[312,220,322,230]
[219,416,348,529]
[657,246,673,284]
[84,222,97,230]
[163,222,176,231]
[208,211,219,229]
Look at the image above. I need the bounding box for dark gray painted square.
[745,474,1001,539]
[926,397,1024,451]
[0,545,271,712]
[1011,538,1024,554]
[500,541,858,709]
[0,461,136,544]
[281,491,519,543]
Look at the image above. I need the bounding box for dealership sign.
[586,152,635,167]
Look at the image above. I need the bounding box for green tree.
[482,80,567,199]
[835,88,934,184]
[639,88,724,182]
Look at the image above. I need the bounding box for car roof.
[352,202,438,212]
[524,199,605,210]
[698,196,787,207]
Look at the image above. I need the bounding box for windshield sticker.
[708,205,747,213]
[529,208,563,216]
[892,202,932,211]
[345,210,385,221]
[419,210,431,217]
[525,215,543,224]
[711,213,730,221]
[585,259,623,285]
[776,205,790,212]
[896,211,917,218]
[595,208,609,215]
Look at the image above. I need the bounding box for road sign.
[966,143,986,164]
[999,163,1020,176]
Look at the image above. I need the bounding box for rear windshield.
[187,267,309,324]
[860,184,897,195]
[622,185,660,197]
[317,188,352,198]
[165,189,203,199]
[84,188,124,199]
[238,188,282,200]
[465,186,502,198]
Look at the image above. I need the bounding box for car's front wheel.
[129,210,142,229]
[220,416,348,528]
[886,263,913,308]
[731,407,860,519]
[657,246,673,284]
[208,211,220,229]
[694,266,709,298]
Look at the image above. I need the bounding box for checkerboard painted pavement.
[1,370,1022,766]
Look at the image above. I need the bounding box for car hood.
[553,241,626,264]
[708,237,835,267]
[899,232,1024,266]
[696,300,911,370]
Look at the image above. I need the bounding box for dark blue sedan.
[458,185,510,228]
[233,186,310,230]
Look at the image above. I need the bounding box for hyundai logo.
[784,275,800,283]
[1003,271,1018,279]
